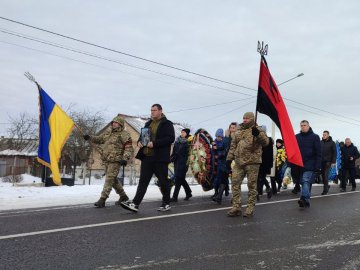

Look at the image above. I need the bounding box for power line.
[287,104,360,127]
[0,40,122,70]
[0,39,222,91]
[0,16,256,92]
[1,22,359,125]
[0,28,254,97]
[192,100,255,125]
[284,98,360,124]
[167,97,255,113]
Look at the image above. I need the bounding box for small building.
[0,137,41,177]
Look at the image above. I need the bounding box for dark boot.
[184,194,192,201]
[94,197,106,208]
[224,185,230,196]
[215,184,226,204]
[267,188,272,199]
[265,186,272,199]
[321,185,330,195]
[292,183,301,194]
[211,189,218,201]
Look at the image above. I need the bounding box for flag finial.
[24,72,42,90]
[257,41,268,56]
[24,72,37,83]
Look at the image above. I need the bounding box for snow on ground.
[4,174,352,211]
[0,174,251,211]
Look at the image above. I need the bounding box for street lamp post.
[278,73,304,86]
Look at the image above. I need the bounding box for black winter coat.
[341,143,360,168]
[170,137,189,178]
[295,128,321,171]
[321,136,336,163]
[135,116,175,163]
[259,137,274,175]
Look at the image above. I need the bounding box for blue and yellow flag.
[37,88,74,185]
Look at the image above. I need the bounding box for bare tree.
[179,122,192,129]
[7,112,38,149]
[7,107,105,168]
[62,108,106,176]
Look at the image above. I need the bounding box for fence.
[0,164,42,178]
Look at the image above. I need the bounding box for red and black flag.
[256,56,303,167]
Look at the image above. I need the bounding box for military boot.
[227,208,241,217]
[115,194,129,205]
[243,209,254,218]
[94,198,106,208]
[242,205,254,217]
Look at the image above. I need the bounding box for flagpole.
[255,41,268,125]
[24,72,93,136]
[24,72,102,176]
[24,72,49,182]
[251,41,269,151]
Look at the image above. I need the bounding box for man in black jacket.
[320,130,336,195]
[340,138,360,192]
[121,104,175,212]
[291,120,321,208]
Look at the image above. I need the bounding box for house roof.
[0,138,38,157]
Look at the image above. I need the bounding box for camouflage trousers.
[231,163,260,214]
[100,162,127,199]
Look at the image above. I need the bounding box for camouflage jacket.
[91,126,133,163]
[226,124,269,166]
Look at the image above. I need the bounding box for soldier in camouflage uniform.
[84,115,134,208]
[226,112,269,217]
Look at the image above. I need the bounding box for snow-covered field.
[0,174,248,211]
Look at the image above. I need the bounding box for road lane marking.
[0,190,358,240]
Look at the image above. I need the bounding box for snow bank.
[1,174,239,211]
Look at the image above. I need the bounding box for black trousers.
[321,161,331,189]
[270,169,282,193]
[172,171,192,199]
[257,172,270,195]
[341,167,356,189]
[133,160,170,205]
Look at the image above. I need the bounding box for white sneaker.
[120,201,139,212]
[157,204,171,212]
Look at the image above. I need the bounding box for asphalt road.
[1,186,360,270]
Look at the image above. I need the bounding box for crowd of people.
[84,103,360,217]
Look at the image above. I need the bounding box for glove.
[226,160,232,173]
[119,160,127,166]
[83,134,90,141]
[252,127,260,136]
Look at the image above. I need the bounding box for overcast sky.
[1,0,360,145]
